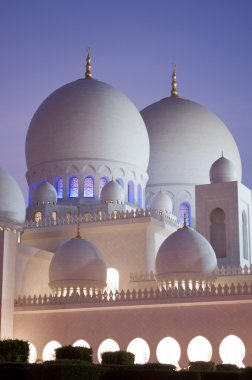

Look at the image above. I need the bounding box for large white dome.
[141,96,241,187]
[26,78,149,173]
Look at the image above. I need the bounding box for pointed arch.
[99,176,109,196]
[29,181,39,206]
[179,202,191,226]
[210,208,226,258]
[242,210,249,260]
[54,176,63,199]
[34,211,42,223]
[105,268,119,293]
[69,176,78,198]
[137,184,142,208]
[84,175,94,198]
[128,181,135,203]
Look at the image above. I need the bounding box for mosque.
[1,52,252,367]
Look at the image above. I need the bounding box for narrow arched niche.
[210,208,226,258]
[242,210,249,260]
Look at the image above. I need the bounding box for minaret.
[85,48,92,79]
[171,63,178,97]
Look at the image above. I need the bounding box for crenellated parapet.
[15,281,252,310]
[24,208,179,229]
[130,265,252,282]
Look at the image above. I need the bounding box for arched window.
[219,335,245,367]
[128,181,135,203]
[73,340,90,348]
[187,336,212,362]
[69,176,78,198]
[137,184,142,208]
[34,211,42,223]
[105,268,119,293]
[52,211,57,225]
[28,342,37,364]
[210,208,226,258]
[179,202,191,226]
[242,211,249,260]
[42,341,61,361]
[66,212,72,224]
[97,339,120,363]
[127,338,150,364]
[116,178,124,188]
[29,181,38,206]
[55,177,63,199]
[99,176,109,196]
[84,176,94,198]
[156,337,181,366]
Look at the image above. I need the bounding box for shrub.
[32,360,106,380]
[55,345,93,362]
[189,361,216,372]
[0,339,29,363]
[100,366,201,380]
[215,363,241,372]
[101,350,135,365]
[140,363,176,371]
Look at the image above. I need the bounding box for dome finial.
[171,62,178,97]
[85,48,92,79]
[76,205,81,239]
[183,213,188,229]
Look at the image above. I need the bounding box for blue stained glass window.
[99,176,109,195]
[29,181,38,206]
[69,176,79,198]
[137,184,142,208]
[179,202,191,226]
[55,177,63,199]
[128,181,135,203]
[84,176,94,198]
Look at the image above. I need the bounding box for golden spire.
[76,206,81,239]
[183,213,188,229]
[171,62,178,97]
[85,48,92,79]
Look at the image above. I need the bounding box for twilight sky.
[0,0,252,203]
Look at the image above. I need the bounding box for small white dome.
[150,190,172,213]
[210,155,238,183]
[100,180,124,204]
[155,226,217,281]
[33,182,57,205]
[49,237,107,289]
[0,168,25,227]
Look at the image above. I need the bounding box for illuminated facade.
[0,53,252,367]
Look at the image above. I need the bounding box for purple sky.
[0,0,252,203]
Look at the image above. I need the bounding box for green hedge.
[100,366,200,380]
[0,339,29,363]
[101,350,135,365]
[0,361,107,380]
[55,345,93,362]
[215,364,241,372]
[0,360,247,380]
[189,361,216,372]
